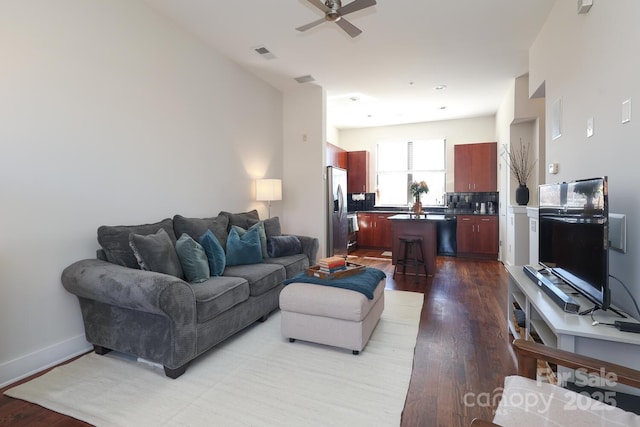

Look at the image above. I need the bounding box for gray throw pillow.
[129,228,184,279]
[248,216,282,239]
[175,234,210,283]
[267,235,302,258]
[173,214,229,251]
[98,218,176,269]
[219,209,260,230]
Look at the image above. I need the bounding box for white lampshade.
[256,179,282,202]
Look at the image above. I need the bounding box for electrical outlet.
[548,163,559,174]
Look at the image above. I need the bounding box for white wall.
[338,116,496,195]
[495,74,545,265]
[0,0,288,386]
[283,85,327,257]
[496,82,516,262]
[326,125,340,148]
[529,0,640,318]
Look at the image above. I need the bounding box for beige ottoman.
[279,279,385,354]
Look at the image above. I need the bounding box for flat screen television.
[538,177,610,311]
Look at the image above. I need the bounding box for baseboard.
[0,334,91,388]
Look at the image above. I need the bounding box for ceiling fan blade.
[296,17,327,32]
[339,0,376,16]
[305,0,330,13]
[336,17,362,37]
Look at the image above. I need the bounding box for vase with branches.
[504,139,536,205]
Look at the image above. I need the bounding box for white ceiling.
[141,0,556,129]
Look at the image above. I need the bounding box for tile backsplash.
[347,192,376,212]
[446,191,498,214]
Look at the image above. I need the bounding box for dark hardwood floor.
[0,251,516,427]
[353,250,517,427]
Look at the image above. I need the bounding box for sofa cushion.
[248,216,282,239]
[265,254,309,279]
[98,218,176,269]
[191,277,250,323]
[219,209,260,230]
[232,222,268,259]
[226,227,262,266]
[129,228,184,279]
[267,235,302,258]
[173,214,229,251]
[175,234,210,283]
[223,263,286,296]
[199,229,226,276]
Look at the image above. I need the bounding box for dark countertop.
[453,212,498,216]
[351,209,498,217]
[350,206,446,215]
[387,214,448,221]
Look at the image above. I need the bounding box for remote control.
[614,321,640,333]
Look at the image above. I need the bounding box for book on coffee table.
[306,262,365,280]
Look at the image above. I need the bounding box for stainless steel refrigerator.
[327,166,348,257]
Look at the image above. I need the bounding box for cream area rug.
[6,290,423,427]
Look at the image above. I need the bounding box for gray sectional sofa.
[62,210,318,378]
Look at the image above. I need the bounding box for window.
[376,139,446,206]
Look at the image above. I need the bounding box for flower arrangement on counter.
[409,181,429,201]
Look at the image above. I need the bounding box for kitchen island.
[387,214,440,277]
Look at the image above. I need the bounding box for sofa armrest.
[287,234,319,265]
[61,259,196,324]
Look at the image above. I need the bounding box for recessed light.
[434,85,447,91]
[328,93,375,102]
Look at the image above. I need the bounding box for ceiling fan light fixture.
[297,0,376,38]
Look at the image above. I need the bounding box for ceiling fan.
[296,0,377,38]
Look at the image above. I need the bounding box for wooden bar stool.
[393,235,428,282]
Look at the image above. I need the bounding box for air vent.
[294,75,315,84]
[253,45,276,60]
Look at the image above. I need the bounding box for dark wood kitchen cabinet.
[327,142,347,169]
[456,215,498,259]
[454,142,497,192]
[347,151,369,192]
[357,212,392,249]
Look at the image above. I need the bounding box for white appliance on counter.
[327,166,348,257]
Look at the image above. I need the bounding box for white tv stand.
[507,265,640,392]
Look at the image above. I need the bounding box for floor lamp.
[256,179,282,218]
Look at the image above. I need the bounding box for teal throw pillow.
[232,221,267,258]
[226,227,263,266]
[175,233,210,283]
[199,229,226,276]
